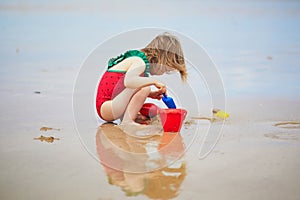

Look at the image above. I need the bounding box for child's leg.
[100,86,150,122]
[117,86,163,138]
[121,86,151,124]
[100,88,135,121]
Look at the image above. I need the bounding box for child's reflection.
[96,123,186,199]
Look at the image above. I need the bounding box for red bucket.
[159,109,187,132]
[140,103,160,118]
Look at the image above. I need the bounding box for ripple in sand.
[264,132,299,141]
[40,126,61,131]
[34,135,60,143]
[274,121,300,129]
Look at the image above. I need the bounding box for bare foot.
[135,113,151,125]
[119,121,162,138]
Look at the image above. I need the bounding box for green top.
[107,50,150,77]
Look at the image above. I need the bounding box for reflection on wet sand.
[96,123,186,199]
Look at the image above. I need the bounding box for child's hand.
[154,82,166,93]
[149,90,163,100]
[149,82,166,100]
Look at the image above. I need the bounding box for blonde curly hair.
[141,32,188,82]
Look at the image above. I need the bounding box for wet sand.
[0,88,299,200]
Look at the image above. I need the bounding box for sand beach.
[0,0,300,199]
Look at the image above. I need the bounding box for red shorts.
[96,71,126,119]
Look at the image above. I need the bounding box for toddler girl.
[96,32,187,129]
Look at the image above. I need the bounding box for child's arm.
[124,57,164,90]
